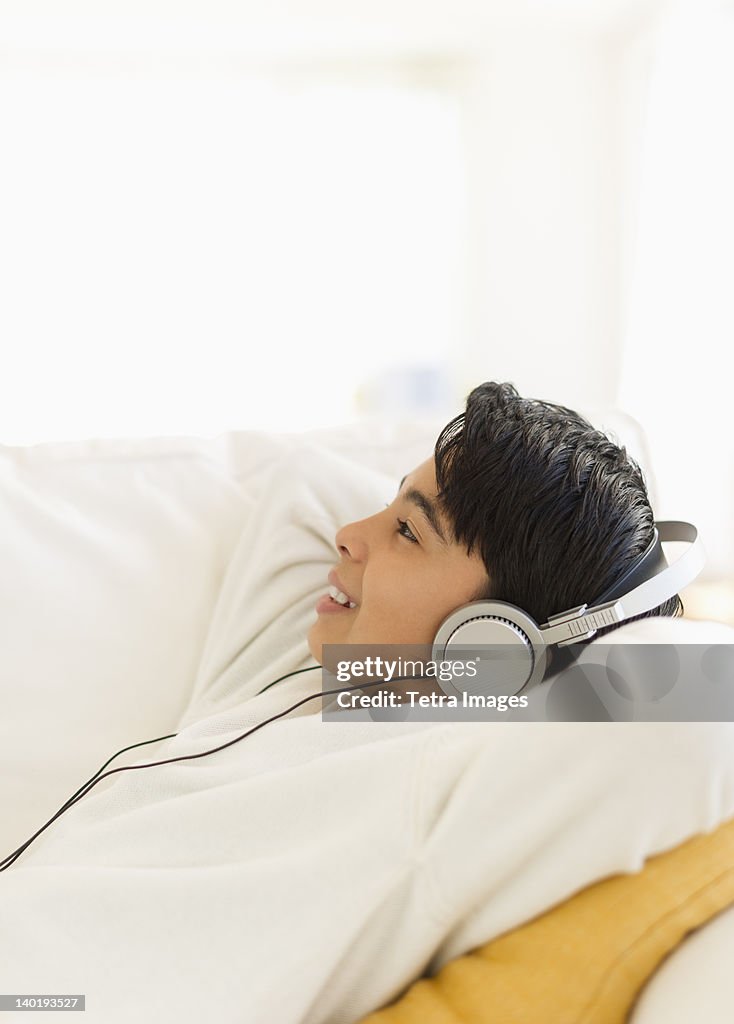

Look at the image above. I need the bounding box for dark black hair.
[433,381,683,640]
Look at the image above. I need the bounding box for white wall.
[618,0,734,580]
[0,2,664,446]
[456,27,624,413]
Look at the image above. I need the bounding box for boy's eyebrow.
[397,474,448,546]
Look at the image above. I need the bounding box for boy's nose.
[335,519,371,562]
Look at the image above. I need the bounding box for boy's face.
[307,456,490,662]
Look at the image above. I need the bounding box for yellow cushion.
[359,816,734,1024]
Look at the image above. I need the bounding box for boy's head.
[307,381,682,663]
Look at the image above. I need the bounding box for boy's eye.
[384,503,419,544]
[396,518,419,544]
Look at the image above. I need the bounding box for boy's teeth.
[328,585,356,608]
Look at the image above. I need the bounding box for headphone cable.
[1,665,425,872]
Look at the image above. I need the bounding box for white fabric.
[2,427,734,1024]
[0,428,292,854]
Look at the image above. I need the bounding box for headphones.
[1,520,703,872]
[431,521,705,699]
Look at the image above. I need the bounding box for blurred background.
[0,0,732,614]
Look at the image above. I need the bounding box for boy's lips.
[315,594,357,615]
[314,569,359,615]
[327,569,358,606]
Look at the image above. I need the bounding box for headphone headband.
[591,526,668,605]
[539,521,704,647]
[433,519,705,697]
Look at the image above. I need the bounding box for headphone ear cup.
[432,600,550,698]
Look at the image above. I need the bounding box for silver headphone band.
[540,521,704,647]
[612,521,703,619]
[590,526,667,605]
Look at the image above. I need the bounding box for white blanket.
[3,439,734,1024]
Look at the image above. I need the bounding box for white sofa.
[2,409,733,1022]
